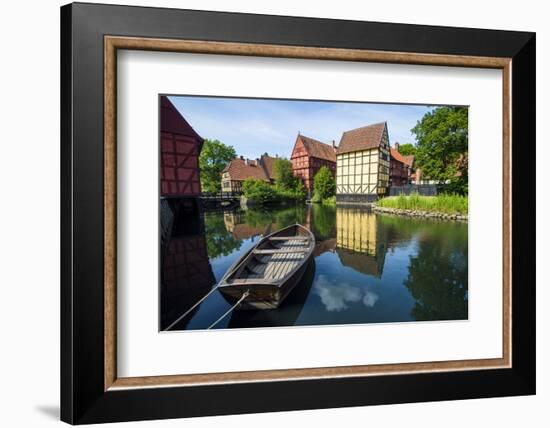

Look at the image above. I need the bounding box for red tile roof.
[295,135,336,162]
[336,122,386,155]
[390,148,407,164]
[222,158,271,182]
[222,154,278,182]
[403,155,415,168]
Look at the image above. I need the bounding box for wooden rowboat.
[218,224,315,310]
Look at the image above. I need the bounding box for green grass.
[377,193,468,215]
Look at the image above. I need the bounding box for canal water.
[160,203,468,331]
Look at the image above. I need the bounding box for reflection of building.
[223,211,273,240]
[314,238,336,257]
[290,134,336,195]
[160,96,204,197]
[221,154,276,193]
[336,122,390,203]
[160,220,216,330]
[335,208,387,277]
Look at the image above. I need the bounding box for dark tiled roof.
[296,135,336,162]
[260,154,277,180]
[336,122,386,155]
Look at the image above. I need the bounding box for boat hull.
[219,257,313,309]
[218,224,315,310]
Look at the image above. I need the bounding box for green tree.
[312,166,336,201]
[411,106,468,194]
[396,143,416,156]
[198,139,236,193]
[273,158,297,191]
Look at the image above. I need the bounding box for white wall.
[0,0,546,427]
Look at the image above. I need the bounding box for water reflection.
[160,201,216,330]
[160,202,468,330]
[227,260,315,328]
[336,208,387,278]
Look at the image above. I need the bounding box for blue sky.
[169,95,436,159]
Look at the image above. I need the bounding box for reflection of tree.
[404,233,468,321]
[311,204,336,240]
[274,204,307,229]
[244,208,275,229]
[203,212,242,258]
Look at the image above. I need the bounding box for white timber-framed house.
[335,122,391,203]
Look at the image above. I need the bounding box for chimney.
[394,142,400,151]
[332,140,336,149]
[240,155,244,160]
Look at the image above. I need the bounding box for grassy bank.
[310,194,336,205]
[377,193,468,215]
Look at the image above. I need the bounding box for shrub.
[242,178,277,204]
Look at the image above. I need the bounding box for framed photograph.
[60,2,535,424]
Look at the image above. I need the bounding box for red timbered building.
[389,143,414,186]
[389,147,408,186]
[160,96,204,197]
[290,134,337,196]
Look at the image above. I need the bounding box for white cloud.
[313,275,380,312]
[363,291,379,308]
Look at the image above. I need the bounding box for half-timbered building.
[290,134,336,195]
[160,96,204,197]
[221,154,276,193]
[335,122,391,203]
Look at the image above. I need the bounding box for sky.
[169,95,436,160]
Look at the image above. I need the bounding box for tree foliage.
[396,143,416,156]
[198,139,236,193]
[273,158,299,191]
[242,178,277,204]
[411,106,468,194]
[313,166,336,201]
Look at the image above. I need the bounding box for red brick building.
[160,96,204,197]
[290,134,337,195]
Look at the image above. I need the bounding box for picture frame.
[60,2,535,424]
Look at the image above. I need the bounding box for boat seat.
[253,249,306,255]
[269,236,309,241]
